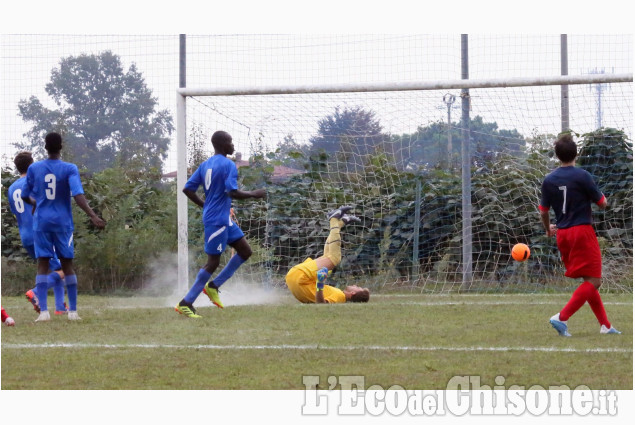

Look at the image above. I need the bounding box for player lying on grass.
[2,307,15,326]
[8,151,68,317]
[286,206,370,304]
[175,130,266,318]
[539,133,620,337]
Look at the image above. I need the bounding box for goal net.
[178,75,633,294]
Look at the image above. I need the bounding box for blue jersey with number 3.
[540,166,603,229]
[184,154,238,226]
[22,159,84,232]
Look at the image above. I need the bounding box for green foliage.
[1,166,177,294]
[16,51,174,172]
[578,128,633,277]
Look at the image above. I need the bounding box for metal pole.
[177,34,189,294]
[178,73,633,97]
[443,93,456,169]
[412,178,421,282]
[460,34,473,290]
[561,34,570,132]
[447,103,452,167]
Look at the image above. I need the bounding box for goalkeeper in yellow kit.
[285,206,370,304]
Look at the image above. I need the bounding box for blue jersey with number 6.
[184,154,238,227]
[22,159,84,232]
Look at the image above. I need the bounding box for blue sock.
[65,274,78,311]
[183,269,212,304]
[47,272,66,311]
[35,275,49,311]
[212,254,246,288]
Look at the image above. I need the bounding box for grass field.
[1,289,632,390]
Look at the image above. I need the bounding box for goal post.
[176,73,633,294]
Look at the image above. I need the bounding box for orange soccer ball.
[511,243,530,262]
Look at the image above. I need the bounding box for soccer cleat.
[35,311,51,322]
[25,289,40,313]
[5,317,15,326]
[55,302,69,315]
[175,302,202,318]
[203,282,224,309]
[600,325,621,335]
[68,311,82,321]
[549,313,571,337]
[327,206,354,220]
[341,214,361,226]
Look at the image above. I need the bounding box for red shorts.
[556,225,602,278]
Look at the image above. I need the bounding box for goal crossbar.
[175,73,633,292]
[177,73,633,97]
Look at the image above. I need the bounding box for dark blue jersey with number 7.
[539,166,604,229]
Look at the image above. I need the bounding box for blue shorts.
[24,243,63,271]
[34,231,74,260]
[204,221,244,255]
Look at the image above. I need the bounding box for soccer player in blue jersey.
[8,151,68,317]
[539,133,620,337]
[21,132,106,322]
[175,130,266,318]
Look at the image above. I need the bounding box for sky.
[1,33,631,174]
[1,1,634,424]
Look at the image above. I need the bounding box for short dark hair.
[45,132,63,153]
[554,133,577,163]
[350,288,370,303]
[13,152,33,174]
[211,130,232,150]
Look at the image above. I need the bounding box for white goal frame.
[175,73,633,292]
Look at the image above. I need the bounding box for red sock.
[560,281,595,321]
[586,287,611,328]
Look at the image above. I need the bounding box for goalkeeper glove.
[316,267,328,291]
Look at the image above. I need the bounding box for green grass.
[1,291,632,390]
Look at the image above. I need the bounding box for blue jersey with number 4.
[22,159,84,232]
[7,176,35,246]
[540,166,603,229]
[184,154,238,226]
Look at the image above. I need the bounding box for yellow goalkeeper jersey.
[285,258,346,304]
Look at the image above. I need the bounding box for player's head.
[44,132,63,154]
[554,133,577,163]
[211,130,235,156]
[13,151,33,174]
[343,285,370,303]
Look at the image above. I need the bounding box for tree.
[17,51,174,172]
[187,122,209,170]
[392,115,526,170]
[269,133,309,169]
[309,106,386,154]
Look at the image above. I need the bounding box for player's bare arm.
[228,188,266,200]
[74,194,106,229]
[22,195,37,214]
[183,188,205,208]
[314,266,329,304]
[315,289,327,303]
[539,208,556,237]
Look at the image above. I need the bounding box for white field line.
[372,293,633,298]
[2,342,631,354]
[35,300,631,309]
[385,301,631,306]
